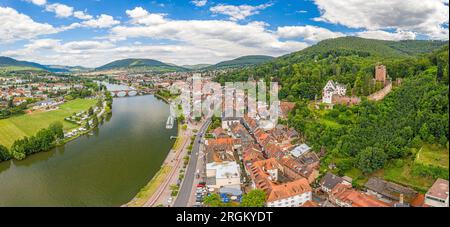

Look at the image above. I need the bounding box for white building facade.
[267,191,312,207]
[322,80,347,104]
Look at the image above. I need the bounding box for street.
[173,118,211,207]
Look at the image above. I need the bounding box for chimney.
[399,194,404,205]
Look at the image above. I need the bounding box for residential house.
[243,115,258,133]
[229,123,254,149]
[205,138,242,189]
[211,127,229,139]
[365,178,418,204]
[254,128,272,148]
[296,152,320,169]
[248,158,313,207]
[425,178,449,207]
[290,144,312,158]
[206,161,241,190]
[320,173,346,194]
[330,183,390,207]
[222,117,241,130]
[265,142,284,160]
[242,146,265,174]
[279,156,319,184]
[269,125,299,146]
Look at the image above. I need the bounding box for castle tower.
[375,65,387,84]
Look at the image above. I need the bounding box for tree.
[7,98,14,108]
[356,147,387,173]
[0,145,10,162]
[97,100,103,108]
[92,116,99,127]
[203,194,222,207]
[178,114,185,124]
[241,189,266,207]
[419,123,430,141]
[49,122,64,139]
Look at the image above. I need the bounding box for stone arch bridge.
[110,90,139,97]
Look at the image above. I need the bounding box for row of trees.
[3,122,64,161]
[203,189,266,207]
[0,145,10,162]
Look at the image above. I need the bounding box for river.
[0,95,177,207]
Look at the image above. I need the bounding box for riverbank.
[0,98,98,148]
[124,121,183,207]
[153,92,170,104]
[0,95,176,206]
[0,95,113,164]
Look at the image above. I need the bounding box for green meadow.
[0,99,96,148]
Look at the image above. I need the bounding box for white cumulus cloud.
[210,3,273,21]
[356,30,417,41]
[81,14,120,28]
[277,25,345,42]
[0,7,57,43]
[313,0,449,39]
[25,0,47,6]
[125,7,166,26]
[191,0,208,7]
[45,3,74,18]
[74,11,93,20]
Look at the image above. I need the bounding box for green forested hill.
[0,57,47,72]
[216,37,448,100]
[288,37,447,59]
[292,46,449,189]
[207,55,274,70]
[96,58,187,72]
[0,56,90,73]
[215,37,449,189]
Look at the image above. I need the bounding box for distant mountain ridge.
[284,37,448,61]
[3,37,447,74]
[0,56,89,73]
[0,56,47,72]
[182,64,212,70]
[206,55,274,70]
[95,58,187,72]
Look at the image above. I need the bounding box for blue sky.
[0,0,448,67]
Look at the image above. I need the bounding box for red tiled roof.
[249,158,312,203]
[426,178,449,200]
[301,200,319,207]
[331,183,390,207]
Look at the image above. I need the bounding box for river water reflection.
[0,95,177,207]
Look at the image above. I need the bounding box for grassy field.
[0,66,43,72]
[126,165,172,207]
[0,99,97,148]
[383,159,436,193]
[330,145,448,193]
[415,144,449,169]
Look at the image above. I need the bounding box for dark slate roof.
[320,173,344,190]
[364,178,418,202]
